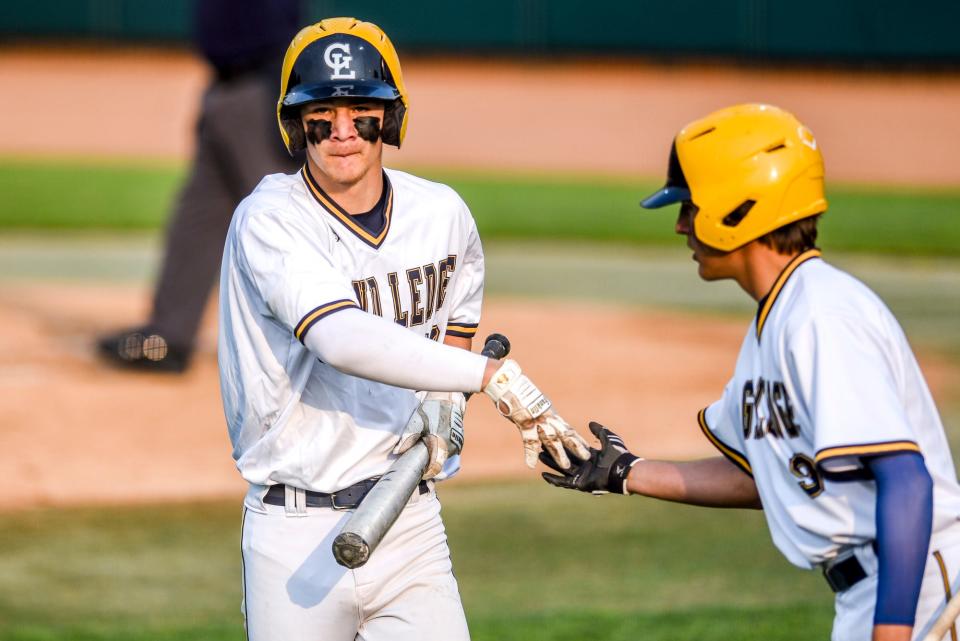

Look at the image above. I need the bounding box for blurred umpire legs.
[97,73,300,372]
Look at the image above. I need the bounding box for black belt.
[263,478,430,510]
[822,548,871,593]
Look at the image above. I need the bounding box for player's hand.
[540,421,641,494]
[483,359,590,469]
[394,391,466,480]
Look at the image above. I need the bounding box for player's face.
[301,99,385,186]
[675,201,740,280]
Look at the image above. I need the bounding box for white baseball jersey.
[218,166,484,493]
[700,249,960,569]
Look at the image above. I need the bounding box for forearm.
[626,456,762,509]
[868,452,933,632]
[442,334,504,393]
[872,624,913,641]
[442,334,472,351]
[305,308,489,392]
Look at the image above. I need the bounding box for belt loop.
[296,487,307,514]
[284,485,308,516]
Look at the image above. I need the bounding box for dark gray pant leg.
[149,75,300,350]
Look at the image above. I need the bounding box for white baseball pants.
[240,485,470,641]
[832,533,960,641]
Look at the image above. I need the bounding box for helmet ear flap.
[282,118,306,153]
[381,100,405,148]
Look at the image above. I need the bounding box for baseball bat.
[331,333,511,569]
[921,588,960,641]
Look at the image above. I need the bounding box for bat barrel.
[332,332,511,569]
[332,443,430,568]
[331,532,369,568]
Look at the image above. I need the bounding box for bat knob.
[482,333,511,360]
[332,532,371,569]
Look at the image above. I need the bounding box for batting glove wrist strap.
[540,421,639,494]
[483,360,551,421]
[394,391,466,480]
[608,452,641,495]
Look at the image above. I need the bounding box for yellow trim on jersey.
[445,323,478,337]
[755,249,822,341]
[301,167,393,249]
[814,440,921,464]
[295,299,358,341]
[698,408,753,477]
[933,550,958,641]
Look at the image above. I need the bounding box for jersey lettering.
[351,279,368,312]
[406,267,425,326]
[351,278,382,316]
[741,378,800,441]
[771,381,800,438]
[386,272,409,327]
[355,256,458,329]
[422,264,438,320]
[366,278,382,316]
[741,380,756,440]
[437,255,457,310]
[753,378,769,439]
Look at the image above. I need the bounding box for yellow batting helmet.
[277,17,409,153]
[641,104,827,252]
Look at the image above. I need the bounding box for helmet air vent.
[689,126,716,141]
[765,142,787,152]
[722,200,756,227]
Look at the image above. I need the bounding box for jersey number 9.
[789,453,824,498]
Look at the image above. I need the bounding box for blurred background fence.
[2,0,959,65]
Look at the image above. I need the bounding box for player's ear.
[283,119,306,152]
[381,99,404,148]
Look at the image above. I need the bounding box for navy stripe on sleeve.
[294,299,358,343]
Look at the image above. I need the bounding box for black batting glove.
[540,421,641,495]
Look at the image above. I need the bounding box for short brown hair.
[756,214,821,255]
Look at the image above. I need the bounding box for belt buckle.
[329,490,351,511]
[822,549,864,593]
[822,565,844,593]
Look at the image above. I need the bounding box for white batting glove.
[394,391,466,480]
[483,359,591,470]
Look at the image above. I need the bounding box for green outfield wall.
[1,0,958,65]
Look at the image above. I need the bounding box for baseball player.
[541,104,960,641]
[217,18,589,641]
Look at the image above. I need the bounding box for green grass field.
[0,482,833,641]
[2,157,960,256]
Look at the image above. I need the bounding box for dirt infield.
[0,281,957,510]
[0,283,737,509]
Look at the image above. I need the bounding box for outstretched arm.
[626,456,761,509]
[542,421,761,509]
[305,308,489,391]
[305,309,589,469]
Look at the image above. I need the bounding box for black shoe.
[97,327,191,373]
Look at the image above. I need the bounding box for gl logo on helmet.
[324,43,356,80]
